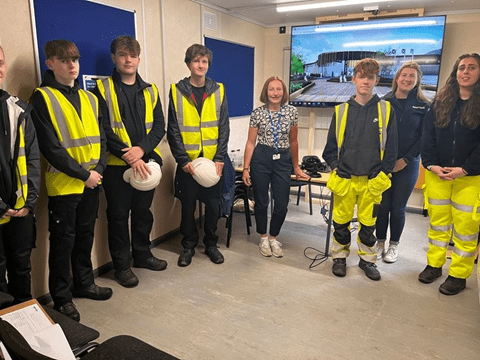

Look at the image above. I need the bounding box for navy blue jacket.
[421,99,480,176]
[383,89,428,164]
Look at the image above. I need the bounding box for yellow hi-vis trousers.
[332,175,382,262]
[425,171,480,279]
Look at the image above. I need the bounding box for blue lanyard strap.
[268,107,282,153]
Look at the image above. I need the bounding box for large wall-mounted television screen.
[289,16,446,108]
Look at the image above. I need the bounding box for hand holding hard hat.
[123,161,162,191]
[191,157,220,188]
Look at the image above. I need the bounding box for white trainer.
[259,237,272,257]
[376,240,386,260]
[384,244,398,263]
[269,239,283,258]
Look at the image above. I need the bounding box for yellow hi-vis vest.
[335,100,391,160]
[171,83,223,161]
[35,87,101,196]
[95,78,163,166]
[0,97,28,225]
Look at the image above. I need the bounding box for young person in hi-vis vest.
[31,40,112,321]
[0,46,41,304]
[92,36,167,289]
[419,53,480,296]
[322,58,398,281]
[168,44,229,267]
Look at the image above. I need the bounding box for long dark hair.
[434,53,480,129]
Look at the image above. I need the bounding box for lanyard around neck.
[268,107,282,153]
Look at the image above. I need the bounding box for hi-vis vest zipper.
[96,78,162,166]
[35,87,101,196]
[335,100,391,160]
[0,97,28,225]
[171,83,223,161]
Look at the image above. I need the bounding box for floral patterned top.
[249,104,298,150]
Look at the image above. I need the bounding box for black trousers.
[0,214,35,303]
[103,165,155,272]
[48,188,99,306]
[175,166,221,250]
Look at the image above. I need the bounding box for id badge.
[272,153,280,160]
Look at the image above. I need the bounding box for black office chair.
[225,176,252,248]
[290,179,313,215]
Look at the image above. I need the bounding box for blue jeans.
[376,158,420,244]
[250,144,292,237]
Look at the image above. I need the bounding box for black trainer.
[418,265,442,284]
[439,275,466,295]
[358,259,381,281]
[114,268,139,288]
[178,248,195,267]
[134,256,168,271]
[205,246,224,264]
[332,258,346,277]
[54,302,80,322]
[73,284,113,301]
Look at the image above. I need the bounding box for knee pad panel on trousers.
[333,221,351,245]
[358,223,376,248]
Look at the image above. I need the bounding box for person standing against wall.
[31,40,112,321]
[376,62,429,263]
[168,44,229,267]
[0,46,41,304]
[419,53,480,295]
[92,36,167,288]
[242,76,309,258]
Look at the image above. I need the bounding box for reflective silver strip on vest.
[47,159,99,174]
[453,228,479,242]
[203,139,217,146]
[214,87,221,119]
[184,144,200,151]
[101,79,123,130]
[41,88,96,148]
[430,224,452,232]
[452,247,476,259]
[175,87,185,127]
[335,103,346,156]
[452,201,474,213]
[428,198,452,206]
[379,101,387,152]
[428,237,449,248]
[145,86,156,131]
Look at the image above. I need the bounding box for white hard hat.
[191,157,220,188]
[123,161,162,191]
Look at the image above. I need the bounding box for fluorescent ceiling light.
[315,20,438,32]
[343,39,437,47]
[277,0,394,13]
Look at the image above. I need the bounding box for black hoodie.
[30,70,107,182]
[322,94,398,179]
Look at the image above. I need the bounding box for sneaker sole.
[260,249,272,257]
[272,252,283,258]
[383,257,397,263]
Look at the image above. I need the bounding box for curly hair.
[434,53,480,129]
[391,61,429,102]
[353,58,379,77]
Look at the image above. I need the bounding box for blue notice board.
[204,37,254,118]
[32,0,136,88]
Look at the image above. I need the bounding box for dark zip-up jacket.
[91,68,165,165]
[30,70,107,182]
[383,89,428,164]
[322,94,398,179]
[0,90,41,217]
[167,77,230,168]
[421,99,480,176]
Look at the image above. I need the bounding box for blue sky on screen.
[292,16,446,64]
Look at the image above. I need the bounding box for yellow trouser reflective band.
[430,224,452,232]
[332,239,350,258]
[453,247,477,259]
[452,201,474,213]
[453,228,479,242]
[429,237,449,248]
[428,198,451,206]
[357,239,376,262]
